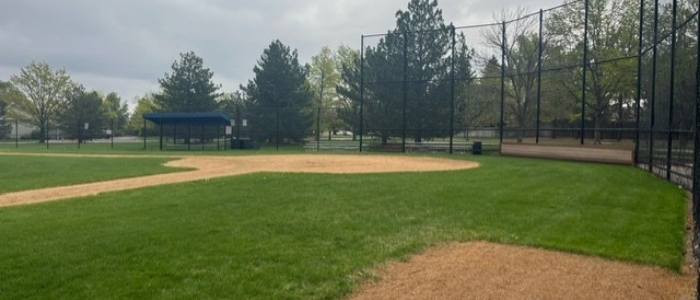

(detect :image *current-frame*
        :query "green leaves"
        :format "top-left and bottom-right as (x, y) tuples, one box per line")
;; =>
(155, 51), (220, 113)
(9, 62), (74, 142)
(241, 40), (314, 143)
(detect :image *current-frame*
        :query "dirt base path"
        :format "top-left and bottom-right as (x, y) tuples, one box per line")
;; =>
(1, 152), (694, 299)
(0, 153), (477, 207)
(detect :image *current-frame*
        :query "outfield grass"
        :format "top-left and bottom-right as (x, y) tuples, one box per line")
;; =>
(0, 155), (187, 194)
(0, 140), (306, 155)
(0, 155), (686, 299)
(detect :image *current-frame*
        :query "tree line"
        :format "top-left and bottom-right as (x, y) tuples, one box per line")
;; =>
(1, 0), (696, 145)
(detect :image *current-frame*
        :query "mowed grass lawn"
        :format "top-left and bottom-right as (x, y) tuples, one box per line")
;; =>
(0, 155), (687, 300)
(0, 155), (186, 194)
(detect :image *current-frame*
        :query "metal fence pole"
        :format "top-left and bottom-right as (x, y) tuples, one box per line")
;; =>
(650, 0), (660, 172)
(693, 1), (700, 296)
(276, 108), (280, 151)
(666, 0), (678, 180)
(359, 35), (365, 153)
(316, 107), (321, 151)
(635, 0), (645, 164)
(581, 0), (589, 145)
(111, 119), (114, 150)
(536, 9), (543, 144)
(402, 31), (408, 153)
(142, 118), (146, 150)
(500, 21), (506, 144)
(449, 26), (456, 154)
(15, 119), (18, 148)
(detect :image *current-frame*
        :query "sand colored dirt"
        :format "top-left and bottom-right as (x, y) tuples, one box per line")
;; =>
(0, 153), (478, 207)
(349, 242), (696, 300)
(1, 152), (695, 299)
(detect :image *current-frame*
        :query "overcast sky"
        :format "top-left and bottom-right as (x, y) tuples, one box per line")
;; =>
(0, 0), (564, 109)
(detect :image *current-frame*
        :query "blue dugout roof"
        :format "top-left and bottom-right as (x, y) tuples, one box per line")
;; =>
(143, 112), (232, 125)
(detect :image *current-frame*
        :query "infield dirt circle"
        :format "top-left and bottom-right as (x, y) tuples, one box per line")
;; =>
(0, 153), (695, 299)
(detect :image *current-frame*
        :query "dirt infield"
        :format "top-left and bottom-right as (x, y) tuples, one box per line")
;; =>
(1, 153), (695, 299)
(0, 153), (478, 207)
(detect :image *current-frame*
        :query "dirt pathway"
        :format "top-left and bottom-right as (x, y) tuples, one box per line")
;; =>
(0, 153), (477, 207)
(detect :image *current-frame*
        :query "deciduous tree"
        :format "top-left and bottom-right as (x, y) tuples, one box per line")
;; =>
(9, 62), (73, 142)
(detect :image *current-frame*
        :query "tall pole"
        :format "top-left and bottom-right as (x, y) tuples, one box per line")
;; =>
(359, 35), (365, 153)
(666, 0), (678, 180)
(402, 31), (408, 153)
(15, 119), (18, 148)
(635, 0), (645, 164)
(500, 21), (506, 144)
(536, 9), (544, 144)
(449, 26), (456, 154)
(581, 0), (589, 145)
(110, 119), (114, 150)
(236, 106), (241, 144)
(693, 0), (700, 296)
(316, 107), (321, 151)
(276, 108), (280, 151)
(142, 118), (146, 150)
(650, 0), (660, 172)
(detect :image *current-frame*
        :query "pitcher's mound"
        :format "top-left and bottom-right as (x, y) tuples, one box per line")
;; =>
(349, 242), (695, 300)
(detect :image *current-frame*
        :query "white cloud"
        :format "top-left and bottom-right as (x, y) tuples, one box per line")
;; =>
(0, 0), (568, 103)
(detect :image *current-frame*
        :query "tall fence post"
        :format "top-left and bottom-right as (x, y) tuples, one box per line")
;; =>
(111, 118), (114, 150)
(316, 107), (321, 152)
(650, 0), (660, 172)
(500, 21), (506, 144)
(359, 35), (365, 153)
(635, 0), (645, 164)
(581, 0), (589, 145)
(693, 0), (700, 296)
(536, 9), (544, 144)
(15, 119), (18, 148)
(142, 118), (146, 150)
(45, 123), (48, 149)
(276, 108), (280, 151)
(666, 0), (678, 180)
(449, 26), (456, 154)
(402, 31), (408, 153)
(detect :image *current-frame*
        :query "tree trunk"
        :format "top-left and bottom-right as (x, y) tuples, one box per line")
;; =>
(414, 129), (422, 143)
(39, 120), (46, 143)
(594, 113), (602, 145)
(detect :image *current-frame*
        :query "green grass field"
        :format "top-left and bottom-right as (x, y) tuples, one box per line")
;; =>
(0, 155), (187, 194)
(0, 154), (687, 299)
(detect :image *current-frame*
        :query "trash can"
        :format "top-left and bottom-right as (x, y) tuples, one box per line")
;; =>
(472, 141), (482, 155)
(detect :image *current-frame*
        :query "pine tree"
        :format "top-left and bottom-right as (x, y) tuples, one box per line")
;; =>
(241, 40), (314, 143)
(155, 51), (220, 113)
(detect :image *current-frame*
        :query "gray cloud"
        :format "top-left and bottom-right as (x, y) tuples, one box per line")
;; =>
(0, 0), (565, 105)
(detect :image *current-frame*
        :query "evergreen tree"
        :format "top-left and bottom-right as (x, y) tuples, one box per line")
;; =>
(362, 0), (473, 143)
(57, 86), (106, 142)
(155, 51), (220, 113)
(241, 40), (314, 143)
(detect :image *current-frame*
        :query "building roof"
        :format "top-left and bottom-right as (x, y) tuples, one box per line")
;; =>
(143, 112), (232, 125)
